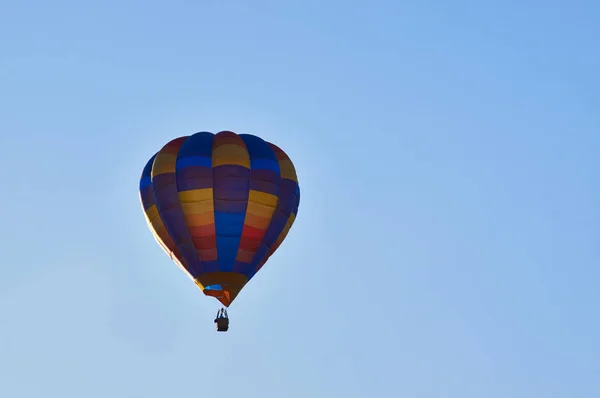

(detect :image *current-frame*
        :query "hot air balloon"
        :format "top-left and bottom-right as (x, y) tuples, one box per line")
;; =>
(139, 131), (300, 331)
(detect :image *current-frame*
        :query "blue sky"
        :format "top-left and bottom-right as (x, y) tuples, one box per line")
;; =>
(1, 0), (599, 397)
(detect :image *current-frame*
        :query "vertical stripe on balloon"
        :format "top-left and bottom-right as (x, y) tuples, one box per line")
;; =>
(151, 137), (202, 277)
(248, 143), (299, 278)
(139, 153), (189, 276)
(211, 131), (250, 272)
(234, 134), (281, 275)
(176, 132), (219, 273)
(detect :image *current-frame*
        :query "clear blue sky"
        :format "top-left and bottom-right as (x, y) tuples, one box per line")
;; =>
(1, 1), (599, 397)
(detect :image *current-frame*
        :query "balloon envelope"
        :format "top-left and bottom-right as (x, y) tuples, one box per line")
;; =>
(139, 131), (300, 307)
